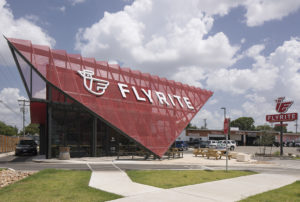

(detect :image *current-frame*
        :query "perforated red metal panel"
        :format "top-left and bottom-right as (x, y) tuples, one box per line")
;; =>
(8, 38), (213, 157)
(30, 102), (46, 124)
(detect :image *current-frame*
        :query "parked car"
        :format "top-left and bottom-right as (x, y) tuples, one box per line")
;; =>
(15, 139), (38, 156)
(188, 139), (201, 147)
(174, 141), (188, 151)
(215, 143), (227, 150)
(207, 140), (219, 148)
(218, 140), (237, 150)
(195, 141), (210, 148)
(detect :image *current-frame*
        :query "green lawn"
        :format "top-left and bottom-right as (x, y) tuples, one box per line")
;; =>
(126, 170), (255, 189)
(0, 169), (122, 202)
(240, 181), (300, 202)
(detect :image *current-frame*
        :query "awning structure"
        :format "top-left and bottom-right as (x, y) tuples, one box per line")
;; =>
(7, 38), (213, 157)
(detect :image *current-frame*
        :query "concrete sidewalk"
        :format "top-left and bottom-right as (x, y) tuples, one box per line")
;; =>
(88, 170), (299, 202)
(89, 171), (162, 197)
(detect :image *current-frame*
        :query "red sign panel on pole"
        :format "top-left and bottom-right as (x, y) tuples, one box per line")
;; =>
(266, 113), (298, 122)
(274, 123), (288, 127)
(224, 118), (230, 134)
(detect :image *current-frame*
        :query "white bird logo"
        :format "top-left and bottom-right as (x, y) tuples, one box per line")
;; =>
(77, 69), (109, 96)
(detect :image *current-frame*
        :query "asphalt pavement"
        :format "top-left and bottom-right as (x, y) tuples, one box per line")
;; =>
(0, 151), (300, 177)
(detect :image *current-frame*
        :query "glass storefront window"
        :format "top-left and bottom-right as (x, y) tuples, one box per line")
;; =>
(15, 51), (31, 95)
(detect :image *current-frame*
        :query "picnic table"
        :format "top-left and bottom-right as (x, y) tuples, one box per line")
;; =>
(193, 148), (206, 157)
(166, 148), (183, 159)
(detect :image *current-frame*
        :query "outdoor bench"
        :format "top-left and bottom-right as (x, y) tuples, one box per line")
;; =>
(206, 149), (220, 160)
(166, 148), (183, 159)
(193, 148), (206, 157)
(219, 150), (232, 160)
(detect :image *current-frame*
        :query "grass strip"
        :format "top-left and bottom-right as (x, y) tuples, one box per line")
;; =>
(0, 169), (122, 202)
(126, 170), (255, 189)
(240, 181), (300, 202)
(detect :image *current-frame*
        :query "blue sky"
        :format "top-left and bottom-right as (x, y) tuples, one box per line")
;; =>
(0, 0), (300, 132)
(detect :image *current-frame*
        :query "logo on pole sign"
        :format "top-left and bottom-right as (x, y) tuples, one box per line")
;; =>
(266, 97), (297, 122)
(275, 97), (293, 113)
(77, 69), (109, 96)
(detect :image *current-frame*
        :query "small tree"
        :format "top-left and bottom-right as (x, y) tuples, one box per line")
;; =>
(19, 123), (40, 136)
(259, 131), (275, 155)
(185, 123), (198, 129)
(0, 121), (18, 136)
(230, 117), (255, 131)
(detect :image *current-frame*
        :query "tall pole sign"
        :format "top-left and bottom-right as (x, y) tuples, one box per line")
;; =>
(266, 97), (298, 156)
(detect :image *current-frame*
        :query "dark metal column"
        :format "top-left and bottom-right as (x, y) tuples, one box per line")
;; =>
(47, 87), (52, 159)
(92, 117), (97, 157)
(39, 124), (46, 155)
(280, 121), (283, 156)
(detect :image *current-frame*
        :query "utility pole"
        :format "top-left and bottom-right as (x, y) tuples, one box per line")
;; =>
(203, 119), (207, 129)
(295, 119), (298, 134)
(18, 99), (30, 136)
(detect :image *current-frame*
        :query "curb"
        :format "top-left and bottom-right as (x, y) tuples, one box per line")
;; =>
(0, 152), (14, 158)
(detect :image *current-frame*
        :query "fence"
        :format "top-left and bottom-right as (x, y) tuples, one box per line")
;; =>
(0, 135), (22, 153)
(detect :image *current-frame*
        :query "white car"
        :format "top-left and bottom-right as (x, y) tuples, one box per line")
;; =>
(218, 140), (237, 150)
(207, 140), (219, 148)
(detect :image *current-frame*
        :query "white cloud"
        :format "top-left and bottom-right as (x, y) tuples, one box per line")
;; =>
(69, 0), (86, 6)
(75, 0), (239, 76)
(243, 0), (300, 27)
(206, 43), (279, 94)
(0, 0), (55, 65)
(246, 44), (265, 58)
(0, 88), (28, 129)
(191, 109), (223, 130)
(59, 6), (66, 13)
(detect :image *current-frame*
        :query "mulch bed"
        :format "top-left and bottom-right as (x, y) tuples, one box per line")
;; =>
(0, 169), (36, 188)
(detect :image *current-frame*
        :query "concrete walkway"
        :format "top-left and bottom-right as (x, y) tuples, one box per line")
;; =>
(88, 169), (299, 202)
(89, 170), (162, 197)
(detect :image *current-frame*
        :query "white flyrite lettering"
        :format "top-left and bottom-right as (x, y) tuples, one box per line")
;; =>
(132, 86), (146, 101)
(141, 89), (153, 103)
(183, 97), (194, 109)
(155, 91), (170, 106)
(173, 95), (184, 108)
(168, 94), (175, 106)
(118, 83), (130, 98)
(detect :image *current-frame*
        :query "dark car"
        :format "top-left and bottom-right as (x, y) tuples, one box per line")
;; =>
(15, 140), (38, 156)
(189, 139), (201, 147)
(198, 141), (210, 148)
(174, 141), (188, 151)
(192, 140), (209, 148)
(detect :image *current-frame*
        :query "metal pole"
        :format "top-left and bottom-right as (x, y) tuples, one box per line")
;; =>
(221, 107), (228, 172)
(280, 121), (283, 156)
(22, 102), (25, 137)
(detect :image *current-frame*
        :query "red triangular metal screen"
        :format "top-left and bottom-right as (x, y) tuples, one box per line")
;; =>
(8, 38), (213, 157)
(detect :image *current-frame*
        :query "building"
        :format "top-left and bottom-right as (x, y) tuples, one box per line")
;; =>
(6, 37), (213, 158)
(186, 128), (300, 146)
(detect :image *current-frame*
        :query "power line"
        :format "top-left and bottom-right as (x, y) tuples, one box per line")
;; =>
(0, 99), (19, 116)
(0, 99), (30, 126)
